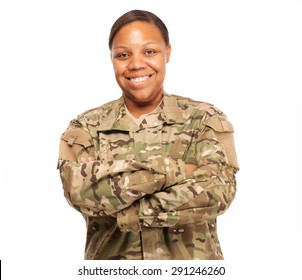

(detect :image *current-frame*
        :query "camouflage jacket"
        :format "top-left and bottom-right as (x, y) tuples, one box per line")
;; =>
(58, 93), (239, 260)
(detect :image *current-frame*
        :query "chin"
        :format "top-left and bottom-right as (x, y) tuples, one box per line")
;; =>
(125, 90), (152, 101)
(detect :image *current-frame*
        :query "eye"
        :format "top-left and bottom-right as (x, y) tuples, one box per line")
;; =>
(115, 52), (130, 60)
(144, 49), (156, 56)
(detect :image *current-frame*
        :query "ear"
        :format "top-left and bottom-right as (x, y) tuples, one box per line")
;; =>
(166, 44), (172, 63)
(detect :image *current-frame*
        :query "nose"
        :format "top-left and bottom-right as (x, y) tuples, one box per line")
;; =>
(128, 54), (146, 71)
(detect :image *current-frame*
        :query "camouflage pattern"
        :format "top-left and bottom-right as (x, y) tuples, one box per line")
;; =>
(58, 93), (239, 260)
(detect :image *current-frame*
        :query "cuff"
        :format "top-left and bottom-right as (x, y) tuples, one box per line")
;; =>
(117, 202), (141, 232)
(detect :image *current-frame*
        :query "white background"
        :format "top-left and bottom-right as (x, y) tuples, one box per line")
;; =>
(1, 0), (301, 270)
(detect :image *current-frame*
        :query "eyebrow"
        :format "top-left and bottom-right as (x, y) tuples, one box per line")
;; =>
(113, 42), (159, 50)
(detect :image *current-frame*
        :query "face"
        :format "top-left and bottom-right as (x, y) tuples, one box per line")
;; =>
(111, 21), (171, 116)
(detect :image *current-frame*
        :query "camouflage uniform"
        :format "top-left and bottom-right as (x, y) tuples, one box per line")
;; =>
(58, 93), (239, 260)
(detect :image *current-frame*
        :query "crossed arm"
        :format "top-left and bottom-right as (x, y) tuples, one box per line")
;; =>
(58, 116), (238, 231)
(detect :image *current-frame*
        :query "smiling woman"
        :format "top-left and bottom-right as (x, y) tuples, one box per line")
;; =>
(110, 17), (171, 117)
(57, 9), (239, 260)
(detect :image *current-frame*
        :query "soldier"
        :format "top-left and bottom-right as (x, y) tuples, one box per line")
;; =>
(58, 9), (239, 260)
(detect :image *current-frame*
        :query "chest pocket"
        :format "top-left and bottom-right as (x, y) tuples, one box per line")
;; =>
(161, 124), (198, 164)
(98, 130), (134, 161)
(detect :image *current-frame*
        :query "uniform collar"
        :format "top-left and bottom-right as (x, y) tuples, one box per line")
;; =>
(97, 93), (186, 132)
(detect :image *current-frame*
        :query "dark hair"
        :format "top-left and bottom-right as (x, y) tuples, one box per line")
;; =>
(108, 9), (170, 49)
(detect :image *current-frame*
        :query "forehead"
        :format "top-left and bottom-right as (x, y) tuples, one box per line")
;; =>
(112, 21), (164, 46)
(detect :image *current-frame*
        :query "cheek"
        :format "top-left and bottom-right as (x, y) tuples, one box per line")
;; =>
(112, 62), (125, 76)
(148, 58), (166, 73)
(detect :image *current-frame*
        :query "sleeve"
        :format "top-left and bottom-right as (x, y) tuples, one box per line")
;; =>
(58, 119), (187, 217)
(117, 115), (239, 231)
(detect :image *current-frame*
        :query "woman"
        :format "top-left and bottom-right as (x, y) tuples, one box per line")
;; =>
(58, 9), (239, 260)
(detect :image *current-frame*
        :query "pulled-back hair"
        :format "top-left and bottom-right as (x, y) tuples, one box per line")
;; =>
(108, 10), (170, 49)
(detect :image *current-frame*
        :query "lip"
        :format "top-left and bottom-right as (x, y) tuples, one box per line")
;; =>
(125, 74), (153, 85)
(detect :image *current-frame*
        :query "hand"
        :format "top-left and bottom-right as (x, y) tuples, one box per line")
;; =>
(185, 163), (198, 177)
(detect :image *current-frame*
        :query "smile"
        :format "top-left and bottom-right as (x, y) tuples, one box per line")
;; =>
(128, 75), (151, 83)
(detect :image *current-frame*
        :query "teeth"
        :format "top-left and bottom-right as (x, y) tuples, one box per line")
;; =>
(130, 75), (149, 83)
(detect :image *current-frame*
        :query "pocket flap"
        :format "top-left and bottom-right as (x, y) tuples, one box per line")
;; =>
(60, 128), (93, 148)
(204, 117), (234, 133)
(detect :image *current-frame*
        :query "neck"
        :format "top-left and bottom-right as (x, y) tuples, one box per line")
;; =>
(124, 94), (164, 118)
(125, 103), (158, 118)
